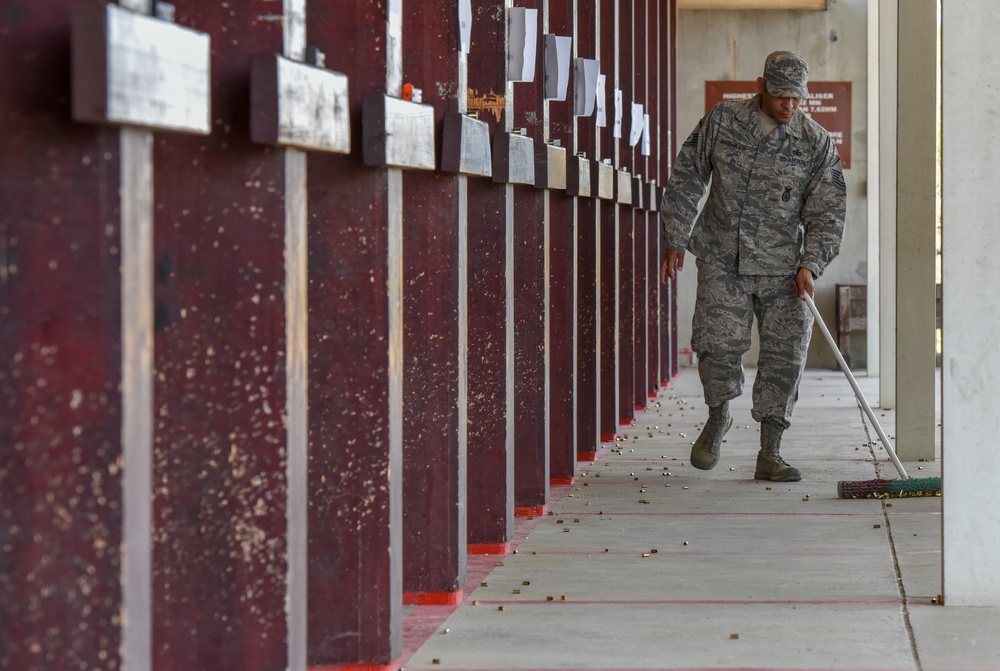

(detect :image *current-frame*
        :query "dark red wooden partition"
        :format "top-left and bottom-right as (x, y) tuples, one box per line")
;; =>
(576, 0), (601, 461)
(632, 0), (650, 413)
(0, 2), (678, 669)
(512, 0), (550, 516)
(466, 0), (515, 555)
(150, 3), (289, 668)
(1, 4), (124, 669)
(306, 2), (399, 666)
(617, 0), (636, 427)
(598, 0), (620, 442)
(548, 0), (579, 485)
(401, 0), (466, 605)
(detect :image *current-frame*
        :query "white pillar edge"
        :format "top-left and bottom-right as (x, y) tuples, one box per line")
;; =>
(878, 0), (897, 408)
(865, 0), (880, 379)
(593, 0), (603, 448)
(456, 47), (470, 583)
(120, 126), (154, 671)
(283, 2), (308, 668)
(571, 0), (581, 464)
(597, 0), (616, 426)
(386, 166), (405, 643)
(386, 0), (405, 653)
(504, 0), (517, 534)
(284, 149), (308, 671)
(541, 1), (552, 497)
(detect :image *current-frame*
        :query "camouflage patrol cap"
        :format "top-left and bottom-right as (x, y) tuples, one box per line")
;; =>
(763, 51), (809, 99)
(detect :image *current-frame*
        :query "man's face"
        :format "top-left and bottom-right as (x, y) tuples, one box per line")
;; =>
(756, 77), (802, 124)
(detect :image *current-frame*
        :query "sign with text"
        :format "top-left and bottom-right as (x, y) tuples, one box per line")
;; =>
(705, 81), (851, 168)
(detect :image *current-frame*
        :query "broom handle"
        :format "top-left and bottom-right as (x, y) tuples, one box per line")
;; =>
(804, 293), (909, 479)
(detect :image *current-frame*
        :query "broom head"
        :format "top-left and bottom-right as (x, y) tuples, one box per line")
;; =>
(837, 477), (942, 499)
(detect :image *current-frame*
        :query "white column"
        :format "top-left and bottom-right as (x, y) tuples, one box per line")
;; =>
(282, 1), (308, 669)
(456, 2), (470, 591)
(504, 0), (517, 528)
(941, 0), (1000, 607)
(386, 0), (405, 650)
(865, 0), (879, 378)
(877, 0), (897, 406)
(893, 0), (936, 459)
(120, 126), (153, 671)
(118, 4), (155, 670)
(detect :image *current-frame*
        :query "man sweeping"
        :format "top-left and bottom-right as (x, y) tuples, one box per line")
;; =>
(659, 51), (847, 482)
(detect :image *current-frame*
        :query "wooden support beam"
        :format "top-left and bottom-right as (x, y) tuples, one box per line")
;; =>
(401, 0), (466, 604)
(466, 0), (515, 549)
(548, 0), (579, 482)
(598, 0), (620, 442)
(149, 2), (289, 669)
(646, 0), (662, 397)
(512, 0), (550, 513)
(617, 0), (637, 426)
(1, 6), (126, 668)
(305, 0), (402, 665)
(576, 0), (601, 462)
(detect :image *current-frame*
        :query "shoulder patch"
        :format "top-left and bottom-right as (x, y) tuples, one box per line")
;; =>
(832, 167), (846, 189)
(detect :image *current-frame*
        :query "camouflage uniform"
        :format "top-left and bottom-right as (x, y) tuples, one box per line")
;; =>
(661, 94), (846, 427)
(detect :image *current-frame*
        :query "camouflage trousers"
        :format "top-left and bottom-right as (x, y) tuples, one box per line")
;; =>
(692, 259), (814, 428)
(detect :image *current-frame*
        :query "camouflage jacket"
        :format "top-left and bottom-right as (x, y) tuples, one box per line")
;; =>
(660, 95), (846, 277)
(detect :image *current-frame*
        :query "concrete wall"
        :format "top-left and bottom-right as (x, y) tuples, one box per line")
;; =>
(673, 1), (869, 370)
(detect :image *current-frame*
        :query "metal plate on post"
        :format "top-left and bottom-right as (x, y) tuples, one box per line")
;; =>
(631, 175), (643, 209)
(362, 92), (436, 170)
(567, 155), (592, 197)
(250, 54), (350, 153)
(535, 143), (567, 190)
(593, 161), (614, 200)
(441, 112), (492, 177)
(616, 170), (632, 205)
(492, 132), (535, 185)
(648, 180), (658, 212)
(72, 3), (211, 134)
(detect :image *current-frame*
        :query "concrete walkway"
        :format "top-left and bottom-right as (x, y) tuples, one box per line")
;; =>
(398, 367), (1000, 671)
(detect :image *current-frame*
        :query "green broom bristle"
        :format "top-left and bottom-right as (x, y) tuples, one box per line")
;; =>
(837, 477), (942, 499)
(888, 477), (942, 497)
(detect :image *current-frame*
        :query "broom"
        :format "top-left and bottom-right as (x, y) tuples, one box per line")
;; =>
(803, 293), (941, 498)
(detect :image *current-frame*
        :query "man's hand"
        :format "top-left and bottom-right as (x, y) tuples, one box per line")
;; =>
(660, 248), (685, 284)
(795, 267), (815, 300)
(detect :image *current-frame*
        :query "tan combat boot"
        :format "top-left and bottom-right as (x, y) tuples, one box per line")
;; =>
(690, 401), (732, 470)
(755, 419), (802, 482)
